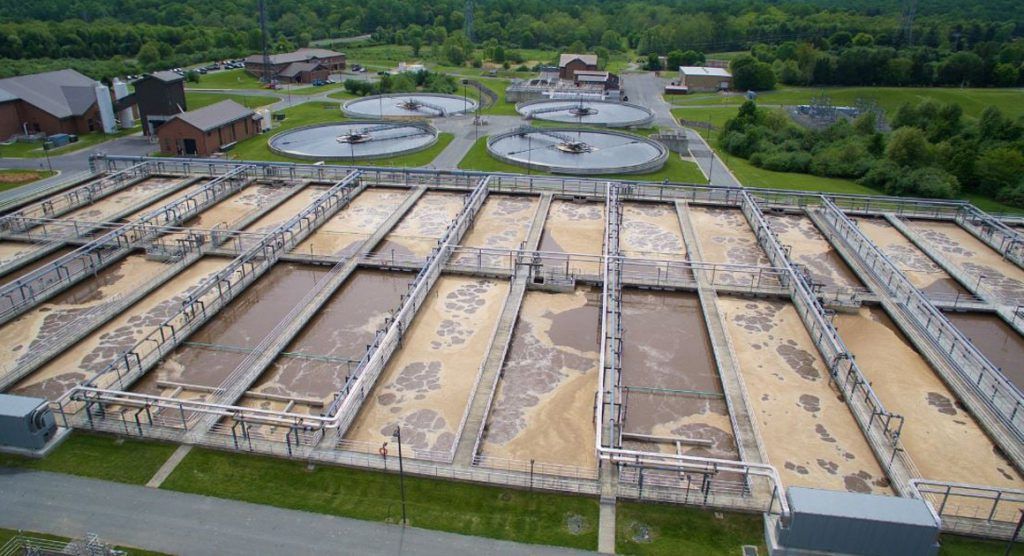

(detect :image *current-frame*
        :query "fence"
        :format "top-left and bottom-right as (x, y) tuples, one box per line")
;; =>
(740, 191), (919, 496)
(67, 171), (363, 401)
(0, 166), (254, 324)
(817, 198), (1024, 444)
(912, 479), (1024, 539)
(0, 161), (149, 230)
(326, 176), (491, 437)
(957, 205), (1024, 268)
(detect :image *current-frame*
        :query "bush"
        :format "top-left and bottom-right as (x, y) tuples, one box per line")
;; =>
(859, 160), (902, 190)
(343, 79), (375, 96)
(879, 166), (960, 198)
(809, 140), (872, 178)
(757, 150), (812, 173)
(996, 181), (1024, 206)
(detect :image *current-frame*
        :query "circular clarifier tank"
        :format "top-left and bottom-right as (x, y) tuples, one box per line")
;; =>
(267, 121), (438, 160)
(517, 99), (654, 128)
(343, 93), (477, 119)
(487, 127), (668, 175)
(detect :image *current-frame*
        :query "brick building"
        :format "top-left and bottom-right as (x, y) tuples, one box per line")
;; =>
(244, 48), (345, 83)
(558, 54), (599, 80)
(573, 70), (620, 91)
(156, 100), (258, 157)
(132, 71), (187, 136)
(0, 69), (108, 138)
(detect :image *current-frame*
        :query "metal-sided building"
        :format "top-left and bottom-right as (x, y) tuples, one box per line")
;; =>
(132, 71), (188, 136)
(767, 487), (940, 555)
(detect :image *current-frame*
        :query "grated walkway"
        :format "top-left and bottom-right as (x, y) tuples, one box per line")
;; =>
(452, 193), (553, 465)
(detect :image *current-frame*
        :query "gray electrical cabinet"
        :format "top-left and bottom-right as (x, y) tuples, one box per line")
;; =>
(0, 393), (57, 450)
(769, 487), (940, 556)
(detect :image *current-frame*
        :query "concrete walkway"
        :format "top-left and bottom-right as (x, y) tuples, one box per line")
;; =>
(0, 468), (594, 556)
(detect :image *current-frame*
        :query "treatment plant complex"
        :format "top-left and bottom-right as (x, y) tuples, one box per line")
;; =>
(0, 155), (1023, 553)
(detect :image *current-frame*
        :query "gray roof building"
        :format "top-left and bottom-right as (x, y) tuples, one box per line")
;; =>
(244, 48), (344, 66)
(0, 69), (98, 118)
(278, 61), (325, 79)
(170, 100), (254, 132)
(148, 70), (185, 84)
(559, 54), (598, 68)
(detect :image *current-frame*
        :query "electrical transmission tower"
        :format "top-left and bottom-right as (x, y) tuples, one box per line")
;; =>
(258, 0), (272, 84)
(900, 0), (918, 47)
(464, 0), (474, 42)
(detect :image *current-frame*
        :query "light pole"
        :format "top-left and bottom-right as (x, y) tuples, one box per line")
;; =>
(42, 141), (53, 173)
(392, 426), (407, 525)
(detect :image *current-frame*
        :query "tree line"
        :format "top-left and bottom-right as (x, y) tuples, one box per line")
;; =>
(2, 0), (1023, 80)
(720, 101), (1024, 206)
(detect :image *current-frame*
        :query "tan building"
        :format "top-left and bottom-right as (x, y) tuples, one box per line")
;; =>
(558, 54), (598, 80)
(156, 100), (258, 157)
(678, 66), (732, 92)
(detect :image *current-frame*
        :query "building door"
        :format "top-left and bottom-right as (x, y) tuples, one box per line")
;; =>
(183, 138), (198, 155)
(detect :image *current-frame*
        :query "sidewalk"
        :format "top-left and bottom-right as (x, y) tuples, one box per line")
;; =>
(0, 468), (593, 556)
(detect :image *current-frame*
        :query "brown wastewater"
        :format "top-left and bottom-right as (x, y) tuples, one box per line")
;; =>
(619, 290), (737, 461)
(481, 287), (601, 469)
(718, 296), (890, 494)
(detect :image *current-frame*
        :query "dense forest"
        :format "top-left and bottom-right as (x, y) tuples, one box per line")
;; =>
(1, 0), (1023, 81)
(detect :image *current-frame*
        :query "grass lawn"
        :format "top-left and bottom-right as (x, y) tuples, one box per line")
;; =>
(188, 68), (262, 90)
(458, 136), (704, 183)
(0, 126), (139, 159)
(667, 85), (1024, 120)
(0, 433), (175, 485)
(476, 77), (519, 116)
(615, 502), (766, 556)
(939, 534), (1019, 555)
(0, 528), (168, 556)
(671, 106), (743, 131)
(285, 83), (348, 96)
(162, 448), (599, 550)
(0, 169), (56, 190)
(228, 102), (453, 167)
(185, 92), (277, 110)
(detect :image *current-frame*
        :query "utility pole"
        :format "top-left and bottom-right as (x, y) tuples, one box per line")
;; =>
(392, 426), (407, 525)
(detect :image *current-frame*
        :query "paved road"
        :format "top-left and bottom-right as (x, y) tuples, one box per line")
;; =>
(0, 468), (593, 556)
(621, 72), (741, 188)
(0, 133), (158, 203)
(430, 114), (522, 170)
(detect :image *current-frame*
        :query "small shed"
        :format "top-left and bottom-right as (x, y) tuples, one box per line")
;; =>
(769, 487), (940, 556)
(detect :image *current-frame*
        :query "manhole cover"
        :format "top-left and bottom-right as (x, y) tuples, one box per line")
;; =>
(565, 514), (587, 535)
(630, 522), (652, 543)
